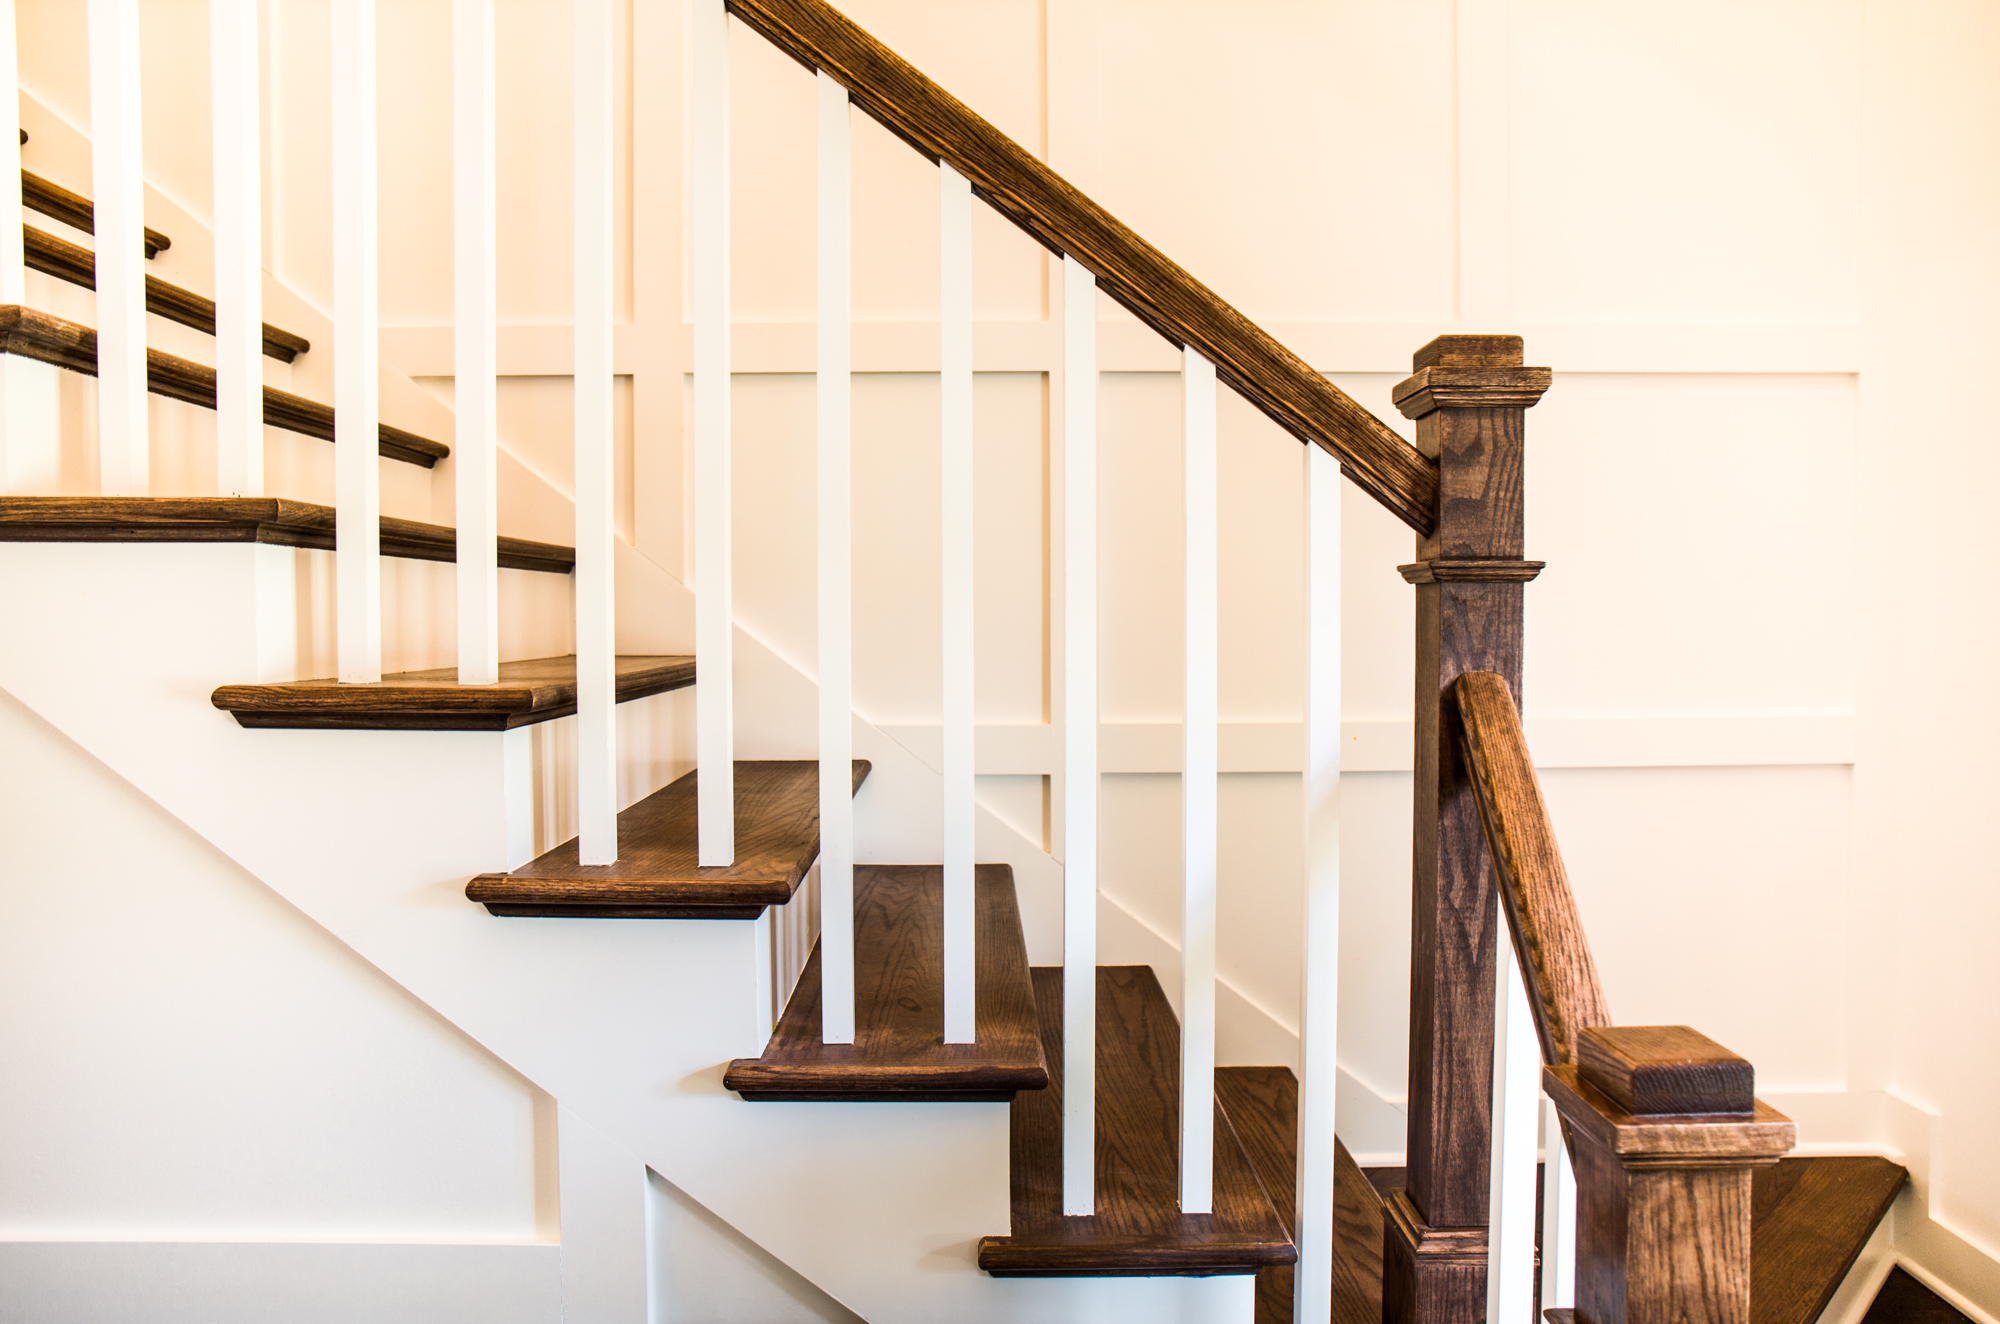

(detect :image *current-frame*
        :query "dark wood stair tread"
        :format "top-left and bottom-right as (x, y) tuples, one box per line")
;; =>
(1213, 1066), (1386, 1324)
(0, 497), (573, 574)
(467, 760), (870, 919)
(0, 305), (445, 467)
(25, 224), (311, 361)
(23, 168), (171, 256)
(1860, 1267), (1975, 1324)
(1752, 1155), (1908, 1324)
(976, 966), (1297, 1277)
(212, 654), (694, 731)
(725, 863), (1049, 1101)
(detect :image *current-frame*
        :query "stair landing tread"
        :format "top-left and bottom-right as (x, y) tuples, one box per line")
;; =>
(214, 654), (694, 731)
(725, 864), (1050, 1100)
(467, 759), (869, 919)
(1752, 1155), (1907, 1324)
(977, 966), (1296, 1276)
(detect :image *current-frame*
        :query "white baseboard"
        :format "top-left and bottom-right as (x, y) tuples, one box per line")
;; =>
(0, 1241), (560, 1324)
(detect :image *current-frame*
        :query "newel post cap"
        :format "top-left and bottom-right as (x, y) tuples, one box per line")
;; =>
(1393, 334), (1551, 420)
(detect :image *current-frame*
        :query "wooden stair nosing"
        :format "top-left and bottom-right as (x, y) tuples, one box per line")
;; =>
(467, 759), (873, 919)
(1213, 1066), (1389, 1324)
(1751, 1155), (1908, 1324)
(212, 654), (696, 731)
(25, 225), (311, 361)
(976, 966), (1297, 1277)
(0, 497), (575, 575)
(724, 863), (1050, 1101)
(23, 168), (171, 257)
(0, 305), (444, 467)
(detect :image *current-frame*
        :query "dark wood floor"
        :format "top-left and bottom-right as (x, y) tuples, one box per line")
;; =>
(724, 864), (1048, 1100)
(1753, 1156), (1907, 1324)
(1862, 1267), (1974, 1324)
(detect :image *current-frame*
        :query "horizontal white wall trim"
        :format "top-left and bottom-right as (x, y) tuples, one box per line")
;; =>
(880, 714), (1856, 775)
(0, 1240), (560, 1324)
(378, 320), (1862, 378)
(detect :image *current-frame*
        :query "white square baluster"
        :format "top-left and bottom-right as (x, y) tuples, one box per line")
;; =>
(692, 0), (734, 866)
(1180, 347), (1217, 1214)
(574, 0), (616, 865)
(1488, 936), (1541, 1324)
(331, 0), (380, 683)
(88, 0), (148, 498)
(1295, 441), (1342, 1320)
(940, 162), (975, 1045)
(817, 69), (853, 1044)
(452, 0), (498, 684)
(0, 0), (29, 493)
(210, 0), (261, 499)
(1061, 254), (1098, 1217)
(1540, 1094), (1577, 1315)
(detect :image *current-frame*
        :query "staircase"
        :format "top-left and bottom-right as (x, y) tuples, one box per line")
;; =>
(0, 3), (1931, 1323)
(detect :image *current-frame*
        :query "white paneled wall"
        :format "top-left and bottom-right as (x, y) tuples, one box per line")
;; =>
(8, 0), (2000, 1316)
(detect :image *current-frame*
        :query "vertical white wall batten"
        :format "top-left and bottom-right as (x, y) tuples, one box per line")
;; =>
(573, 0), (616, 865)
(1060, 255), (1098, 1217)
(451, 0), (498, 685)
(1540, 1094), (1578, 1317)
(816, 70), (854, 1045)
(210, 0), (262, 498)
(691, 0), (735, 866)
(1487, 938), (1541, 1324)
(1294, 441), (1342, 1323)
(330, 0), (380, 683)
(1179, 347), (1218, 1214)
(939, 162), (975, 1045)
(87, 0), (148, 497)
(0, 0), (19, 309)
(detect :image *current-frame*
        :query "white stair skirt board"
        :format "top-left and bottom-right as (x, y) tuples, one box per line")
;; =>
(0, 539), (1273, 1324)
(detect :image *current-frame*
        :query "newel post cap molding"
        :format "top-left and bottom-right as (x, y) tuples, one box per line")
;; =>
(1393, 334), (1552, 420)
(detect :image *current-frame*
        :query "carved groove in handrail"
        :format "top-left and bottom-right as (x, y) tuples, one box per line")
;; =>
(1454, 670), (1611, 1067)
(723, 0), (1440, 535)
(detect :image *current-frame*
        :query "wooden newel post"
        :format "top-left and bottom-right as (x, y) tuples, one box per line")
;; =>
(1385, 334), (1551, 1324)
(1546, 1026), (1796, 1324)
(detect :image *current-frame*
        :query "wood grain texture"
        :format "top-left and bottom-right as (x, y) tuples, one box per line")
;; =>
(721, 0), (1437, 535)
(1751, 1157), (1907, 1324)
(0, 305), (443, 466)
(1453, 670), (1611, 1070)
(466, 761), (871, 919)
(1859, 1268), (1975, 1324)
(977, 967), (1296, 1276)
(23, 168), (171, 256)
(1214, 1066), (1388, 1324)
(212, 654), (694, 731)
(1545, 1066), (1795, 1163)
(0, 497), (575, 574)
(724, 864), (1049, 1100)
(1397, 559), (1544, 585)
(1546, 1054), (1796, 1324)
(1578, 1026), (1752, 1116)
(23, 226), (311, 361)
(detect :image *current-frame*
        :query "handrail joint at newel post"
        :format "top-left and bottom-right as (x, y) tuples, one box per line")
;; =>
(1386, 333), (1552, 1324)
